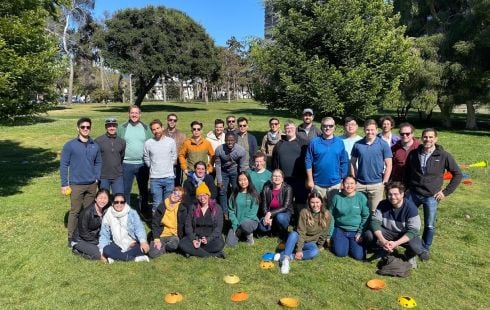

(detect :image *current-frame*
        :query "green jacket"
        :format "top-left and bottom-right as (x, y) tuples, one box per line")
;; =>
(228, 192), (259, 231)
(328, 192), (370, 236)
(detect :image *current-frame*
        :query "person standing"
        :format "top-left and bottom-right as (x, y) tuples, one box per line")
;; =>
(178, 121), (215, 177)
(144, 119), (177, 212)
(341, 117), (362, 159)
(206, 118), (226, 151)
(118, 105), (152, 215)
(261, 117), (281, 168)
(163, 113), (186, 186)
(95, 117), (126, 194)
(377, 116), (400, 147)
(248, 152), (272, 193)
(296, 108), (322, 142)
(405, 128), (462, 250)
(350, 119), (392, 212)
(236, 117), (258, 169)
(225, 115), (239, 135)
(272, 120), (308, 205)
(60, 117), (102, 246)
(390, 122), (420, 182)
(305, 117), (349, 203)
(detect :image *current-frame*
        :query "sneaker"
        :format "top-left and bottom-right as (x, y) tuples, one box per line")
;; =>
(107, 257), (114, 264)
(134, 255), (150, 263)
(273, 253), (281, 262)
(246, 233), (254, 246)
(408, 257), (417, 269)
(280, 257), (290, 274)
(419, 250), (430, 261)
(215, 251), (226, 259)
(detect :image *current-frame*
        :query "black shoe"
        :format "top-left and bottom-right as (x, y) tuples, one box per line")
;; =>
(215, 251), (226, 259)
(419, 250), (430, 261)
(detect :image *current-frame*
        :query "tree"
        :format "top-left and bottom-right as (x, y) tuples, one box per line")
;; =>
(99, 6), (217, 106)
(251, 0), (412, 120)
(0, 1), (62, 120)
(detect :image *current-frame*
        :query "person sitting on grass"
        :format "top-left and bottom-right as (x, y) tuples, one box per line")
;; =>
(182, 161), (217, 207)
(98, 193), (150, 263)
(328, 176), (370, 261)
(226, 172), (260, 246)
(72, 189), (110, 260)
(179, 183), (225, 258)
(149, 186), (188, 259)
(258, 169), (294, 240)
(278, 191), (331, 274)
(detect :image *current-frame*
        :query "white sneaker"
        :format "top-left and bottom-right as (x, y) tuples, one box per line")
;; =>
(107, 257), (114, 264)
(273, 253), (281, 262)
(134, 255), (150, 263)
(281, 257), (290, 274)
(408, 257), (417, 269)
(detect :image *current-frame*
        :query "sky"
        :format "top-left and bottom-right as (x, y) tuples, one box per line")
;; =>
(93, 0), (265, 46)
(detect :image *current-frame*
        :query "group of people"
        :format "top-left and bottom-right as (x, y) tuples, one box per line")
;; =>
(60, 106), (462, 272)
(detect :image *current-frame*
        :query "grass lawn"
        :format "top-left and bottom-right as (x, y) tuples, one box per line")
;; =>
(0, 100), (489, 309)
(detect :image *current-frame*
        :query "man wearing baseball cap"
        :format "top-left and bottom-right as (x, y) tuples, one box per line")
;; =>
(95, 117), (126, 194)
(297, 108), (322, 142)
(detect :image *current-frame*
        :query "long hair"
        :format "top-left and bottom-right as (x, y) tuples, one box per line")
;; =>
(304, 191), (330, 228)
(193, 196), (218, 218)
(230, 171), (259, 204)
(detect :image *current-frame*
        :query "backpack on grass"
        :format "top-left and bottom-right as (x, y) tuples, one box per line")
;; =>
(376, 254), (412, 277)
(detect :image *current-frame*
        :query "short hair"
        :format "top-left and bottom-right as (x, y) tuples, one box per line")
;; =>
(283, 119), (295, 128)
(254, 151), (266, 160)
(237, 116), (248, 124)
(344, 116), (357, 125)
(128, 105), (141, 113)
(226, 115), (236, 121)
(224, 131), (237, 140)
(194, 160), (207, 170)
(321, 116), (335, 124)
(386, 181), (405, 194)
(422, 128), (437, 137)
(190, 120), (203, 129)
(149, 119), (163, 128)
(364, 119), (377, 128)
(214, 119), (225, 126)
(379, 115), (395, 128)
(167, 113), (177, 121)
(269, 117), (279, 124)
(77, 117), (91, 127)
(399, 122), (415, 133)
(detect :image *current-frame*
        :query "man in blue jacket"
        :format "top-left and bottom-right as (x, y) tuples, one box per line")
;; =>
(60, 117), (101, 247)
(306, 117), (349, 203)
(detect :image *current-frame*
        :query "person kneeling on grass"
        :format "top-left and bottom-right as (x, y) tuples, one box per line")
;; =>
(72, 189), (110, 260)
(226, 172), (260, 246)
(328, 176), (370, 260)
(278, 191), (331, 274)
(149, 186), (188, 259)
(179, 183), (225, 258)
(98, 193), (150, 263)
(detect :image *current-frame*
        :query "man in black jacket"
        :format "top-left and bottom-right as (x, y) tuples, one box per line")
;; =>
(405, 128), (462, 250)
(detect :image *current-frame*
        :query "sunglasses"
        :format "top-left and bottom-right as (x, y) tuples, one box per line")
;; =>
(168, 118), (177, 122)
(113, 200), (125, 204)
(400, 132), (412, 136)
(79, 126), (91, 130)
(227, 120), (236, 123)
(192, 127), (201, 131)
(322, 124), (335, 129)
(270, 122), (279, 125)
(239, 124), (247, 128)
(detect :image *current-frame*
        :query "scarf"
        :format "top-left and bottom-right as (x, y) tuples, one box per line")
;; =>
(266, 130), (281, 145)
(106, 203), (134, 252)
(189, 171), (205, 187)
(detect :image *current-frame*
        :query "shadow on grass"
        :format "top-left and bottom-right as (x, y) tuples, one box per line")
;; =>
(92, 103), (206, 114)
(0, 140), (58, 196)
(0, 116), (55, 127)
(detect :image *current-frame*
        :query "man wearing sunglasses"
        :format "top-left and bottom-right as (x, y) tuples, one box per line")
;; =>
(236, 117), (257, 169)
(305, 117), (349, 203)
(163, 113), (186, 186)
(225, 115), (239, 135)
(178, 121), (215, 176)
(95, 117), (126, 195)
(390, 122), (420, 182)
(60, 117), (102, 247)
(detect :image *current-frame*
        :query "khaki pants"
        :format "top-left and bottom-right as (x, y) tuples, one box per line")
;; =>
(68, 182), (97, 239)
(356, 182), (384, 212)
(314, 183), (341, 206)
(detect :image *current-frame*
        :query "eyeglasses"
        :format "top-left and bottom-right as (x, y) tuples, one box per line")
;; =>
(192, 127), (201, 131)
(322, 124), (335, 129)
(272, 175), (283, 178)
(171, 191), (183, 198)
(270, 122), (279, 126)
(227, 120), (236, 123)
(400, 132), (412, 136)
(168, 118), (177, 122)
(79, 126), (91, 130)
(239, 124), (247, 128)
(113, 200), (125, 204)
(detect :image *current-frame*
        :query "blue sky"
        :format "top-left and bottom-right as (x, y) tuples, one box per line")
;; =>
(94, 0), (265, 46)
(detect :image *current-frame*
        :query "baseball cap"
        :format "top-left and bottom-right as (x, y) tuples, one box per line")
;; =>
(303, 108), (314, 115)
(105, 117), (118, 125)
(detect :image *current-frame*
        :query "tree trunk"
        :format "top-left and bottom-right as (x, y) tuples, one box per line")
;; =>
(134, 74), (159, 107)
(227, 80), (231, 103)
(179, 80), (183, 102)
(100, 56), (105, 91)
(465, 102), (478, 130)
(117, 74), (124, 102)
(438, 101), (453, 128)
(162, 76), (167, 103)
(62, 14), (73, 104)
(129, 74), (133, 104)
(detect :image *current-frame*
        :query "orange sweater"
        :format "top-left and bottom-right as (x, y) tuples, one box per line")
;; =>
(178, 137), (215, 173)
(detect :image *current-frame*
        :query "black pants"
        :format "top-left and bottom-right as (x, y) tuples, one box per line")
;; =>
(363, 228), (426, 258)
(72, 240), (100, 260)
(179, 236), (224, 257)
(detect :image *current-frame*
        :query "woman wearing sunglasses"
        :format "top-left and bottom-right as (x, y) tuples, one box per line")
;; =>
(98, 193), (150, 263)
(149, 187), (187, 258)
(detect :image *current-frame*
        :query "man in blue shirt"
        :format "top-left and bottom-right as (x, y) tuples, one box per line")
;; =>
(351, 119), (392, 212)
(60, 117), (102, 246)
(306, 117), (349, 203)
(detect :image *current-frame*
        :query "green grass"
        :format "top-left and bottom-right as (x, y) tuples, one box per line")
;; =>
(0, 100), (489, 309)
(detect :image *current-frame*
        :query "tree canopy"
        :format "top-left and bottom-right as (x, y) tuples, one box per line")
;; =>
(251, 0), (413, 120)
(99, 5), (218, 106)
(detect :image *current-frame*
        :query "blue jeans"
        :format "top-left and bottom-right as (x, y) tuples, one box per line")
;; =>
(281, 231), (319, 260)
(150, 177), (175, 211)
(407, 192), (437, 249)
(218, 170), (237, 215)
(258, 212), (291, 240)
(99, 176), (124, 195)
(122, 163), (149, 213)
(331, 227), (365, 260)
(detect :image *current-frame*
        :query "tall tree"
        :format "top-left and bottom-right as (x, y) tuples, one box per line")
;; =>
(99, 6), (216, 106)
(251, 0), (412, 120)
(0, 0), (62, 120)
